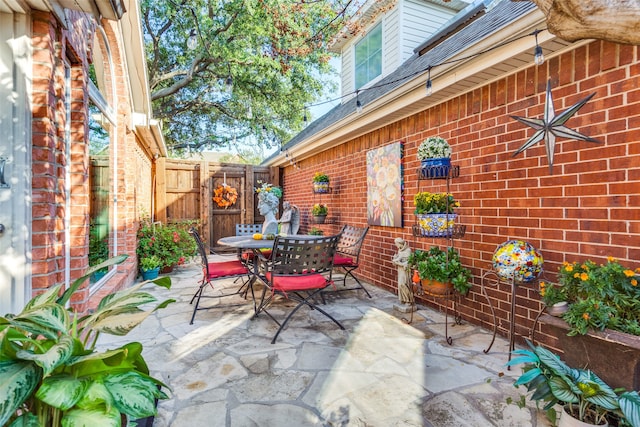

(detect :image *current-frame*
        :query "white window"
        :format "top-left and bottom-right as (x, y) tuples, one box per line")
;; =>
(354, 23), (382, 90)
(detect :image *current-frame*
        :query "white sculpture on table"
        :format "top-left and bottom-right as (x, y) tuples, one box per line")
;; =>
(256, 182), (281, 235)
(278, 201), (300, 235)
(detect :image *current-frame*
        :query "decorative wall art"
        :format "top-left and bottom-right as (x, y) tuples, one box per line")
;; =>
(510, 79), (601, 174)
(366, 142), (403, 227)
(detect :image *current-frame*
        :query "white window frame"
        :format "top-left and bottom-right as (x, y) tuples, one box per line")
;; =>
(354, 22), (383, 90)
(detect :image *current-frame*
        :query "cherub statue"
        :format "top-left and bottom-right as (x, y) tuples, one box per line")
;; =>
(392, 237), (413, 305)
(278, 201), (300, 235)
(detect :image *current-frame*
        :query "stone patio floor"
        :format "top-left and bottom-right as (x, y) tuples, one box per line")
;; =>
(98, 259), (552, 427)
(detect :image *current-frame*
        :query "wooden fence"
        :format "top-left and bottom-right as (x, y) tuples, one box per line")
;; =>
(154, 159), (279, 252)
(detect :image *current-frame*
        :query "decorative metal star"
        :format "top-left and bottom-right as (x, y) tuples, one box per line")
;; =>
(511, 79), (601, 174)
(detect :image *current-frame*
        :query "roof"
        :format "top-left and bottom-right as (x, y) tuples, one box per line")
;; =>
(265, 0), (538, 165)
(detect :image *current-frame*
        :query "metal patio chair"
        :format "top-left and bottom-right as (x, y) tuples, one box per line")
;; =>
(188, 227), (251, 324)
(327, 224), (371, 300)
(252, 234), (343, 343)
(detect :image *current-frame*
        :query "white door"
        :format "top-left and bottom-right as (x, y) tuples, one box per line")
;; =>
(0, 12), (31, 315)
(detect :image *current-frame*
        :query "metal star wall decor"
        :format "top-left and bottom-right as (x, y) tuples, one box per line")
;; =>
(510, 79), (601, 174)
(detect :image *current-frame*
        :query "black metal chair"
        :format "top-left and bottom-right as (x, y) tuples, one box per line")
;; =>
(188, 227), (251, 324)
(235, 223), (270, 267)
(329, 224), (371, 299)
(253, 234), (343, 343)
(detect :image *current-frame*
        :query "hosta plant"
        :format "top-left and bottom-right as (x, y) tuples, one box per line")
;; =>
(0, 255), (173, 426)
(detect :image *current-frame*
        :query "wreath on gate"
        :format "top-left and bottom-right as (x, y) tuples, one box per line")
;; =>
(213, 184), (238, 208)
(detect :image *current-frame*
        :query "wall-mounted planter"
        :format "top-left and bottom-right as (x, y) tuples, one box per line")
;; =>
(538, 314), (640, 391)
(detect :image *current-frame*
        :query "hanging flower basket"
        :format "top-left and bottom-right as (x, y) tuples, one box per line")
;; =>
(213, 184), (238, 208)
(415, 213), (457, 237)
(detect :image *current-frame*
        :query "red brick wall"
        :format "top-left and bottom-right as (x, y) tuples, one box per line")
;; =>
(281, 40), (640, 352)
(30, 13), (149, 312)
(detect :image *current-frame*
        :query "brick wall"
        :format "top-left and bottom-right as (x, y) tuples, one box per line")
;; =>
(30, 13), (151, 312)
(281, 40), (640, 352)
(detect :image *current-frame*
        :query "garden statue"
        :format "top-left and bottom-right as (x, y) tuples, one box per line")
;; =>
(257, 186), (280, 235)
(278, 201), (300, 235)
(392, 237), (414, 310)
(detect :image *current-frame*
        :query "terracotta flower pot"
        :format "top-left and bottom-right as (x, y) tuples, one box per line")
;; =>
(419, 278), (453, 296)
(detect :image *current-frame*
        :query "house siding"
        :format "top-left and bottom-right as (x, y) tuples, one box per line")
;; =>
(402, 0), (456, 60)
(281, 40), (640, 353)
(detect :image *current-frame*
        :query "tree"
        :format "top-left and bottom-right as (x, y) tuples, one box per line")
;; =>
(142, 0), (363, 155)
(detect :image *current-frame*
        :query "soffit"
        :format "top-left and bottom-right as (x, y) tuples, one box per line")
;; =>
(268, 8), (578, 166)
(2, 0), (124, 20)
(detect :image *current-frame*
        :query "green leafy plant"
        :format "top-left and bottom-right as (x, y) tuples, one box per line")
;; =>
(311, 203), (328, 216)
(507, 341), (640, 426)
(0, 255), (173, 426)
(308, 227), (324, 235)
(539, 257), (640, 336)
(413, 192), (459, 214)
(137, 218), (198, 269)
(408, 246), (472, 295)
(140, 255), (162, 271)
(312, 172), (329, 183)
(416, 136), (451, 160)
(88, 222), (109, 274)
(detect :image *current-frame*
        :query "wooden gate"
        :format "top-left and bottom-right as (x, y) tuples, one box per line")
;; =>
(154, 159), (278, 252)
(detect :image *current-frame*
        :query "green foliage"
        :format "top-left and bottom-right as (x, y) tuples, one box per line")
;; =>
(311, 203), (328, 216)
(137, 218), (198, 269)
(141, 0), (358, 153)
(140, 255), (162, 271)
(0, 256), (173, 426)
(507, 341), (640, 426)
(538, 258), (640, 336)
(308, 227), (324, 236)
(312, 172), (329, 183)
(413, 192), (459, 214)
(88, 223), (109, 273)
(408, 246), (472, 295)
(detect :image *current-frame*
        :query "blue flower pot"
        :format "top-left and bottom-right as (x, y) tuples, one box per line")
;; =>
(141, 267), (160, 281)
(421, 158), (451, 178)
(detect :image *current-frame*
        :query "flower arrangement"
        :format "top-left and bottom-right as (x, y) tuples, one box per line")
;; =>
(312, 172), (329, 183)
(213, 183), (238, 208)
(255, 181), (283, 198)
(408, 246), (472, 295)
(137, 218), (198, 270)
(311, 203), (328, 216)
(139, 255), (162, 272)
(539, 257), (640, 336)
(417, 136), (451, 161)
(413, 192), (459, 214)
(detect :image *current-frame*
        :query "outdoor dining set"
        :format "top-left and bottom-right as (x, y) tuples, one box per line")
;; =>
(187, 224), (369, 344)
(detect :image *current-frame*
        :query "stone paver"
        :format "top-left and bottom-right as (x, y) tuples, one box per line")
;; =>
(98, 261), (551, 427)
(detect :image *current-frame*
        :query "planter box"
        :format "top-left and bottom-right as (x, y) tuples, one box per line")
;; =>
(539, 314), (640, 391)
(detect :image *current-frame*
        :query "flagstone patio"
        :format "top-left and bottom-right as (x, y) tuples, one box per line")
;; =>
(98, 259), (552, 427)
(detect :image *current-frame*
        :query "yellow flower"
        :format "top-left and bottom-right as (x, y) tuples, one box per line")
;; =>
(580, 272), (589, 281)
(574, 273), (580, 278)
(583, 313), (590, 320)
(565, 265), (573, 272)
(607, 256), (617, 263)
(632, 279), (638, 287)
(540, 281), (546, 288)
(624, 269), (635, 277)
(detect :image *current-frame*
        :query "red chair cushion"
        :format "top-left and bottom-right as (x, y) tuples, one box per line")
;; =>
(266, 272), (328, 291)
(207, 260), (248, 279)
(333, 255), (355, 267)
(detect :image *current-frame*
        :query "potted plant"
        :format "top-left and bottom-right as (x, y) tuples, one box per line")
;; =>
(417, 136), (452, 178)
(0, 255), (173, 426)
(137, 218), (198, 272)
(413, 192), (459, 237)
(408, 246), (472, 295)
(308, 227), (324, 235)
(312, 172), (330, 193)
(140, 254), (162, 280)
(508, 341), (640, 427)
(311, 203), (328, 224)
(536, 257), (640, 391)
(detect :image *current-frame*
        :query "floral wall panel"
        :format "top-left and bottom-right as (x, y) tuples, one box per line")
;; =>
(366, 142), (403, 227)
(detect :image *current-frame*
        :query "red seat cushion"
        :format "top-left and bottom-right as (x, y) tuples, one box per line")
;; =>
(266, 272), (328, 291)
(333, 255), (355, 267)
(207, 260), (248, 279)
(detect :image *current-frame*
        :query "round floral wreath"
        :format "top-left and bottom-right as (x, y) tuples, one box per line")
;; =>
(213, 184), (238, 208)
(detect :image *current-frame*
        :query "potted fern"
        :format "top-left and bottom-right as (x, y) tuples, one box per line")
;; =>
(408, 246), (472, 296)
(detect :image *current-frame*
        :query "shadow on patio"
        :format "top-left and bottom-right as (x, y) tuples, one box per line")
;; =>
(98, 260), (551, 427)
